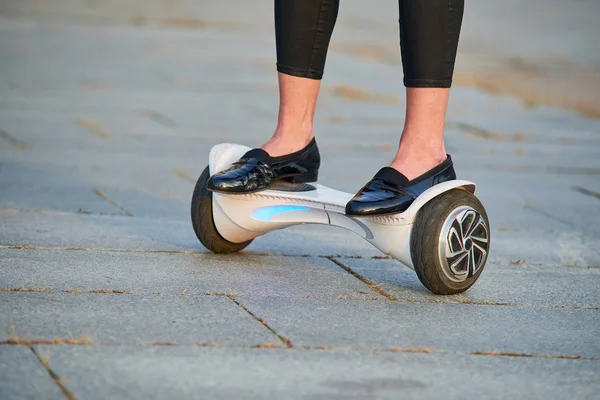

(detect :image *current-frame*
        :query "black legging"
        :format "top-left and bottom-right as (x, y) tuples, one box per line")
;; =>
(274, 0), (464, 88)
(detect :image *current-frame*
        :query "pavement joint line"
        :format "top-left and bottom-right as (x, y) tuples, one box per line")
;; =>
(75, 209), (123, 216)
(86, 289), (135, 294)
(524, 201), (574, 227)
(226, 294), (293, 348)
(484, 164), (600, 176)
(2, 287), (135, 295)
(0, 208), (123, 217)
(0, 128), (27, 149)
(326, 256), (398, 301)
(2, 246), (600, 270)
(571, 185), (600, 201)
(2, 287), (598, 309)
(2, 342), (598, 361)
(0, 245), (382, 259)
(140, 109), (179, 128)
(30, 345), (77, 400)
(4, 334), (95, 346)
(336, 295), (382, 301)
(173, 169), (196, 183)
(0, 245), (209, 254)
(75, 118), (111, 138)
(451, 122), (530, 143)
(92, 188), (134, 217)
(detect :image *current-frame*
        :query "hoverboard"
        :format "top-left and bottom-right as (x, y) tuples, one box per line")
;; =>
(191, 143), (491, 295)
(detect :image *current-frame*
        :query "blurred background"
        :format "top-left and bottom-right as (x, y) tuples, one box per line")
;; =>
(1, 0), (599, 256)
(2, 0), (599, 116)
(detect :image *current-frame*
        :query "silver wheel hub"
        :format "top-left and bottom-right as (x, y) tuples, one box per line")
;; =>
(439, 206), (489, 282)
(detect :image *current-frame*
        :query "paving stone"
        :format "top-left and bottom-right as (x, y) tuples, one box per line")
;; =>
(490, 229), (600, 267)
(0, 211), (382, 257)
(0, 162), (123, 215)
(38, 345), (600, 400)
(0, 292), (273, 345)
(0, 212), (196, 250)
(0, 249), (381, 299)
(338, 258), (600, 308)
(239, 297), (600, 357)
(0, 346), (63, 400)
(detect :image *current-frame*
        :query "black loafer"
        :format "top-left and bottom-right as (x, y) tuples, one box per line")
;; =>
(345, 155), (456, 217)
(206, 138), (320, 193)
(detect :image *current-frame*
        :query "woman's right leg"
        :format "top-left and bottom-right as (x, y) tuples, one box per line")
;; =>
(263, 0), (340, 157)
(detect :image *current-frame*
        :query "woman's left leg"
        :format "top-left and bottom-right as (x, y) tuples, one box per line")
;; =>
(346, 0), (465, 216)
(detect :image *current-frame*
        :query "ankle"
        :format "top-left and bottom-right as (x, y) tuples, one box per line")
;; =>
(262, 127), (314, 157)
(275, 120), (314, 139)
(389, 145), (447, 181)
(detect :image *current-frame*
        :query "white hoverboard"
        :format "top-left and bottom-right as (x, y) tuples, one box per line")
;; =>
(191, 143), (491, 295)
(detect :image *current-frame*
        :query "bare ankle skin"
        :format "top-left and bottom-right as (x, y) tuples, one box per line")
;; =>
(390, 87), (450, 180)
(261, 73), (320, 157)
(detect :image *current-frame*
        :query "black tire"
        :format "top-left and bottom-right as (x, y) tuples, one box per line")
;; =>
(190, 166), (253, 253)
(411, 189), (491, 295)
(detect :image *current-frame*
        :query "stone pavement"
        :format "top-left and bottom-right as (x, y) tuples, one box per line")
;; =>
(1, 1), (599, 399)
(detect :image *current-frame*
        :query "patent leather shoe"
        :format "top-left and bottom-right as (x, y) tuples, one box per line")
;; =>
(206, 138), (320, 194)
(345, 155), (456, 217)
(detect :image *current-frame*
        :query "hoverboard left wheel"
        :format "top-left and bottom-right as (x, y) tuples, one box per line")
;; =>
(190, 166), (253, 253)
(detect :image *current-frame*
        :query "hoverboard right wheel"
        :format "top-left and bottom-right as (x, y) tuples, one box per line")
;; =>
(411, 188), (490, 295)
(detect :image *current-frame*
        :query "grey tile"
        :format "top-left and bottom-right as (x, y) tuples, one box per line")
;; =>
(0, 249), (381, 299)
(0, 212), (198, 251)
(0, 211), (381, 257)
(0, 162), (123, 216)
(338, 257), (600, 308)
(489, 229), (600, 267)
(39, 345), (600, 400)
(0, 292), (273, 345)
(240, 297), (600, 357)
(0, 346), (63, 400)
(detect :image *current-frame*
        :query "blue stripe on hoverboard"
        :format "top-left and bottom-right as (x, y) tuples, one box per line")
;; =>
(251, 205), (312, 221)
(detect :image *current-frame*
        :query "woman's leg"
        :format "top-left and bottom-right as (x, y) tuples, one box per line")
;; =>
(392, 0), (464, 180)
(263, 0), (340, 157)
(206, 0), (338, 193)
(346, 0), (464, 216)
(261, 74), (321, 157)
